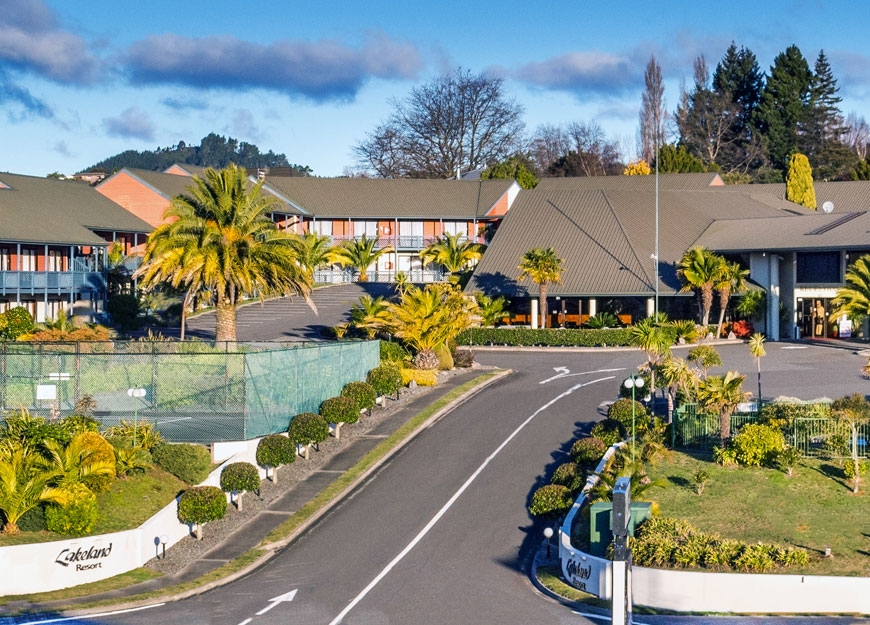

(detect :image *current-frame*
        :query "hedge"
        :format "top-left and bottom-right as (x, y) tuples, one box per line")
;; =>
(455, 327), (633, 347)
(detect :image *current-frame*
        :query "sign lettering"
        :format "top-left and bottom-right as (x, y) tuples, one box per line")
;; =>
(55, 543), (113, 571)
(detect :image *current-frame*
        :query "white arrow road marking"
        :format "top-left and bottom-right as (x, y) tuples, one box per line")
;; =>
(255, 589), (298, 615)
(328, 377), (614, 625)
(540, 367), (626, 384)
(17, 603), (165, 624)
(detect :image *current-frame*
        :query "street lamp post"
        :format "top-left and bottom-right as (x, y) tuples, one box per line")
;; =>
(127, 388), (146, 447)
(623, 376), (645, 465)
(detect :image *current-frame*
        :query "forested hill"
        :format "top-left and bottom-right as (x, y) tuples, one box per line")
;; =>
(85, 133), (312, 176)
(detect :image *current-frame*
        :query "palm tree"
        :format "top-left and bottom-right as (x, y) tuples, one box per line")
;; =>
(377, 283), (477, 369)
(627, 317), (672, 400)
(350, 295), (390, 338)
(289, 232), (338, 274)
(748, 333), (766, 403)
(134, 165), (313, 342)
(715, 261), (750, 338)
(657, 356), (697, 423)
(332, 235), (393, 282)
(687, 344), (722, 380)
(419, 232), (486, 277)
(696, 370), (751, 444)
(41, 437), (117, 492)
(0, 448), (67, 535)
(474, 292), (510, 327)
(831, 254), (870, 323)
(677, 246), (725, 327)
(518, 247), (564, 328)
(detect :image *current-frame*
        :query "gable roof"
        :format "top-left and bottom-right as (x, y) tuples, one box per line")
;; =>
(720, 180), (870, 214)
(261, 177), (517, 219)
(466, 187), (808, 298)
(0, 172), (152, 245)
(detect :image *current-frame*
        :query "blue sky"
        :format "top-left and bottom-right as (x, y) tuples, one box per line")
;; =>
(2, 0), (869, 177)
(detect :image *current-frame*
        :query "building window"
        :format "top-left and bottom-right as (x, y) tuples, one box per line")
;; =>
(796, 252), (840, 283)
(47, 249), (63, 272)
(0, 247), (9, 271)
(20, 248), (36, 271)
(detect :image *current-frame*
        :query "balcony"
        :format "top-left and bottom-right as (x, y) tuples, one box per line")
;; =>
(313, 268), (446, 284)
(327, 234), (480, 250)
(0, 270), (106, 296)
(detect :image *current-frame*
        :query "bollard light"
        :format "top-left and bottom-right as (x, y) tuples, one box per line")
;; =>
(543, 526), (554, 558)
(160, 534), (169, 559)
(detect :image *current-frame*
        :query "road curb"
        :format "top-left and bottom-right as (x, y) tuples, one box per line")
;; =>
(60, 369), (512, 617)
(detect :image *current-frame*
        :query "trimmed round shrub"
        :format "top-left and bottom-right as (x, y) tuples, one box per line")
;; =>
(551, 462), (584, 493)
(570, 437), (607, 469)
(45, 483), (98, 536)
(367, 364), (402, 397)
(729, 423), (786, 467)
(607, 398), (651, 435)
(178, 485), (227, 525)
(256, 434), (296, 468)
(843, 459), (867, 480)
(72, 431), (117, 492)
(590, 418), (625, 447)
(320, 396), (360, 425)
(152, 443), (213, 484)
(341, 381), (377, 413)
(288, 413), (330, 446)
(2, 306), (35, 339)
(528, 484), (573, 518)
(220, 462), (260, 494)
(380, 340), (409, 364)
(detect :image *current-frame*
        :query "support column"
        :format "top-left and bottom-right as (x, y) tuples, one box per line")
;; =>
(768, 254), (780, 342)
(588, 298), (597, 318)
(531, 299), (539, 330)
(646, 298), (654, 319)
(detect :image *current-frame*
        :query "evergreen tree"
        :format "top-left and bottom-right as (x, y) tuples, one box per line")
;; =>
(807, 51), (856, 180)
(656, 144), (706, 173)
(753, 45), (813, 173)
(785, 153), (817, 209)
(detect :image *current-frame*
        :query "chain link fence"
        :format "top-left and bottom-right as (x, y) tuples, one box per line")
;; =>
(0, 340), (379, 443)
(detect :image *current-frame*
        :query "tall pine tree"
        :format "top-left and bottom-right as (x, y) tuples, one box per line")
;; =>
(806, 51), (856, 180)
(753, 45), (813, 173)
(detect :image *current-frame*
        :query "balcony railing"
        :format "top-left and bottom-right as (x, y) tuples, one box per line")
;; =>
(0, 271), (106, 296)
(313, 268), (446, 284)
(327, 235), (482, 249)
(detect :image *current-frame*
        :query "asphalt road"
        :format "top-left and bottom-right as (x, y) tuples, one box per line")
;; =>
(16, 343), (870, 625)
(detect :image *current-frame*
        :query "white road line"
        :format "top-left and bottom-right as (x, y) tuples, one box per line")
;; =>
(17, 603), (165, 625)
(327, 377), (615, 625)
(540, 367), (626, 385)
(237, 619), (253, 625)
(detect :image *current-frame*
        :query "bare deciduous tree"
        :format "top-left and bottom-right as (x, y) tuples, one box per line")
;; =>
(639, 55), (668, 165)
(844, 112), (870, 160)
(353, 68), (524, 178)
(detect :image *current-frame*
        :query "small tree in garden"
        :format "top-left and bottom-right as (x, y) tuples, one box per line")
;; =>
(687, 344), (722, 379)
(177, 485), (227, 539)
(341, 381), (377, 414)
(785, 153), (817, 209)
(256, 434), (296, 483)
(528, 484), (573, 519)
(0, 449), (67, 535)
(831, 393), (870, 494)
(288, 413), (330, 460)
(696, 370), (751, 443)
(220, 462), (260, 511)
(319, 396), (359, 440)
(748, 333), (767, 402)
(367, 364), (403, 400)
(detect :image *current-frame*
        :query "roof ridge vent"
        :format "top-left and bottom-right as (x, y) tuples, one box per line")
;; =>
(806, 211), (865, 235)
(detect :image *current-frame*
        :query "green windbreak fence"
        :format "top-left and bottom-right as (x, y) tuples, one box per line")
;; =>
(0, 340), (379, 443)
(673, 402), (870, 459)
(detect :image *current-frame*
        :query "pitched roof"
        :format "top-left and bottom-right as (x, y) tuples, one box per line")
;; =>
(696, 211), (870, 252)
(535, 172), (724, 192)
(0, 172), (152, 245)
(261, 177), (516, 219)
(466, 188), (807, 297)
(720, 180), (870, 213)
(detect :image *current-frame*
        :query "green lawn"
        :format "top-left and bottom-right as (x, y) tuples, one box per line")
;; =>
(643, 451), (870, 576)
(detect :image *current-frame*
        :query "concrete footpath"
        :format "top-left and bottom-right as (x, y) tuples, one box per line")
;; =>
(13, 368), (508, 617)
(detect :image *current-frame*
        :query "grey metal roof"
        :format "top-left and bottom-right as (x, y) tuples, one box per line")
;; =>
(718, 180), (870, 213)
(261, 177), (516, 219)
(0, 172), (152, 245)
(466, 188), (808, 298)
(696, 211), (870, 252)
(535, 172), (724, 192)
